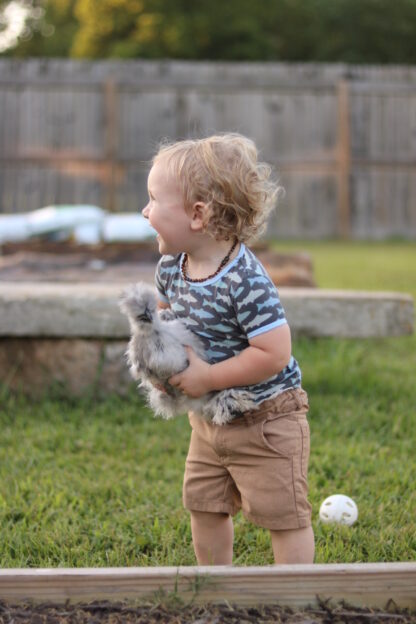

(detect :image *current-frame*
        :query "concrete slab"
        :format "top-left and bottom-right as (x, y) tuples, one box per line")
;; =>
(0, 282), (413, 338)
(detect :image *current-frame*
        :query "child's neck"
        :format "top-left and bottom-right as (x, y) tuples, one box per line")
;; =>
(185, 237), (240, 281)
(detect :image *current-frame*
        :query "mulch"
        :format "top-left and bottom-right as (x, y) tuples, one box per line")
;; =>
(0, 599), (415, 623)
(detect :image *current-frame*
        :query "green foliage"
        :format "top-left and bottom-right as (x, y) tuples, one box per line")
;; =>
(1, 0), (79, 57)
(2, 0), (416, 63)
(315, 0), (416, 64)
(0, 241), (415, 567)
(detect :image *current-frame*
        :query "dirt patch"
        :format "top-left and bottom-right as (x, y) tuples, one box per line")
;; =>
(0, 241), (316, 287)
(0, 241), (160, 284)
(1, 598), (415, 623)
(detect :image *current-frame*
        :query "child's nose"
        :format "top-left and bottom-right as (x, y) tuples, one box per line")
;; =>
(142, 204), (150, 219)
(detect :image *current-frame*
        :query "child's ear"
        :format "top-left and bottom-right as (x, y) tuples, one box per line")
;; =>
(190, 201), (207, 232)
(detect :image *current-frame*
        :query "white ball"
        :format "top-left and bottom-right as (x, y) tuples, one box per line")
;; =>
(319, 494), (358, 526)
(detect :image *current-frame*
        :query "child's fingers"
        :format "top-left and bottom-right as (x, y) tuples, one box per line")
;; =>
(153, 382), (167, 393)
(169, 373), (180, 386)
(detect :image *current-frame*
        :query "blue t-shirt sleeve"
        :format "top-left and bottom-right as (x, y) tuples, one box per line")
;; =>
(155, 257), (169, 303)
(232, 272), (287, 339)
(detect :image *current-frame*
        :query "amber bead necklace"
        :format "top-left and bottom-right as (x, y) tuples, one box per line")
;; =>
(181, 238), (238, 283)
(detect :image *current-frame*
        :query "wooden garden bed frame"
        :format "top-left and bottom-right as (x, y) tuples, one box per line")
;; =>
(0, 563), (415, 609)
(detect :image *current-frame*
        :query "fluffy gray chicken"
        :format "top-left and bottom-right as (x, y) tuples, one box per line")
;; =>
(119, 282), (256, 425)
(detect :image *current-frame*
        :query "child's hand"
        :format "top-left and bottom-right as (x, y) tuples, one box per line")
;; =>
(169, 347), (213, 398)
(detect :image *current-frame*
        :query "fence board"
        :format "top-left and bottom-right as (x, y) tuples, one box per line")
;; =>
(268, 172), (338, 239)
(118, 90), (178, 159)
(351, 169), (416, 238)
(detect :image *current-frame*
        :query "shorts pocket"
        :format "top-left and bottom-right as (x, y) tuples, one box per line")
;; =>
(259, 416), (301, 457)
(300, 420), (310, 478)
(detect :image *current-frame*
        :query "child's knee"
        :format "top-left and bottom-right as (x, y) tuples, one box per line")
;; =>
(191, 510), (230, 526)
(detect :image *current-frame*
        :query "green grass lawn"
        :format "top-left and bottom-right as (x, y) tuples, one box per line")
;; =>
(0, 241), (415, 567)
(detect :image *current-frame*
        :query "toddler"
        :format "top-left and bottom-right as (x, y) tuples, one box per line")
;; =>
(142, 133), (314, 565)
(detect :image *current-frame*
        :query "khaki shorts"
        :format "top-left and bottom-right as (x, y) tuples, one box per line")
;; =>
(183, 388), (312, 531)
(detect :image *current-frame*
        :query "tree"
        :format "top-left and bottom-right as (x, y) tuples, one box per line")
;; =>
(313, 0), (416, 64)
(2, 0), (416, 64)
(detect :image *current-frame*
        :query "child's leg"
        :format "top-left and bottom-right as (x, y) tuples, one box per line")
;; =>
(270, 526), (315, 564)
(190, 510), (234, 565)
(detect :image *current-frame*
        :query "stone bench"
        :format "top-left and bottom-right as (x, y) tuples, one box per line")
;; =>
(0, 283), (413, 397)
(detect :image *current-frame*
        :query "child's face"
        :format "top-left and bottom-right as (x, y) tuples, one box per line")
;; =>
(142, 159), (193, 255)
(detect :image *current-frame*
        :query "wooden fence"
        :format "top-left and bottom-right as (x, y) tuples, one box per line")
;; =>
(0, 59), (415, 239)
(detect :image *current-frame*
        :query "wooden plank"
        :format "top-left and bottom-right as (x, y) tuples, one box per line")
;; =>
(104, 79), (117, 213)
(359, 91), (416, 162)
(351, 168), (416, 239)
(1, 59), (416, 88)
(0, 563), (414, 608)
(0, 283), (413, 339)
(0, 87), (19, 155)
(336, 80), (351, 238)
(118, 89), (178, 160)
(268, 172), (339, 239)
(16, 88), (104, 158)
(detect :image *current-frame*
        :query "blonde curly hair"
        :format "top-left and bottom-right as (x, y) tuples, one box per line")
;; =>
(152, 133), (283, 244)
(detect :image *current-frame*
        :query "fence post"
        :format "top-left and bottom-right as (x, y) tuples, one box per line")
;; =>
(336, 80), (351, 238)
(104, 78), (117, 213)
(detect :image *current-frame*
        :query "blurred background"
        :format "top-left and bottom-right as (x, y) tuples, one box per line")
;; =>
(0, 0), (415, 241)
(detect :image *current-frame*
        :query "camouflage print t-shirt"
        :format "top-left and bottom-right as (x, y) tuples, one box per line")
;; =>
(155, 243), (301, 405)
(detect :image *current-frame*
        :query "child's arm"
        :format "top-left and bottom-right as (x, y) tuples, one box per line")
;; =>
(169, 323), (292, 398)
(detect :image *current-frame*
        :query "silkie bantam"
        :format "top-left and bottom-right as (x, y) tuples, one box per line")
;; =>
(119, 282), (256, 425)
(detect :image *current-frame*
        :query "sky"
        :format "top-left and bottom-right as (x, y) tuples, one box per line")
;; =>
(0, 1), (30, 53)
